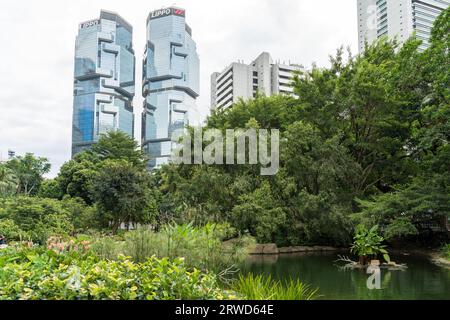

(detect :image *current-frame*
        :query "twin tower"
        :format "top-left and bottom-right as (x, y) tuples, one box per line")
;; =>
(72, 8), (199, 169)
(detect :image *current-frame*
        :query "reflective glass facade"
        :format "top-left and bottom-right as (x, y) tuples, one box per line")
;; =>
(72, 10), (135, 156)
(142, 7), (200, 169)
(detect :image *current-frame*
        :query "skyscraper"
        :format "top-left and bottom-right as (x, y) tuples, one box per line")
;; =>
(211, 52), (303, 111)
(72, 10), (136, 156)
(142, 7), (200, 169)
(357, 0), (449, 52)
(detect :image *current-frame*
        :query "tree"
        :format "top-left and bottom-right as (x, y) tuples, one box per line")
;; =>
(91, 131), (147, 168)
(2, 196), (74, 243)
(57, 151), (98, 204)
(90, 160), (157, 234)
(57, 132), (148, 203)
(6, 153), (50, 196)
(155, 9), (450, 248)
(0, 165), (18, 197)
(38, 179), (63, 199)
(353, 8), (450, 242)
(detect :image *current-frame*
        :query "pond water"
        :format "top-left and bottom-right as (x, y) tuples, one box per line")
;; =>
(241, 252), (450, 300)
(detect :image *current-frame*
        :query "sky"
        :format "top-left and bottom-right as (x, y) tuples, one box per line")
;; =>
(0, 0), (358, 177)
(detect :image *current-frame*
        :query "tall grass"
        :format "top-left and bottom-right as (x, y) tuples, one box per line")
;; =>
(232, 274), (319, 300)
(90, 223), (254, 276)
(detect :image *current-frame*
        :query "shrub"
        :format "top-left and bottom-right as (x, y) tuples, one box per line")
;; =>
(0, 247), (236, 300)
(232, 274), (318, 300)
(351, 225), (390, 265)
(1, 197), (74, 243)
(0, 219), (28, 241)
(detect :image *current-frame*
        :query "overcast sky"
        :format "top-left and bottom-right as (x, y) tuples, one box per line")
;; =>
(0, 0), (358, 177)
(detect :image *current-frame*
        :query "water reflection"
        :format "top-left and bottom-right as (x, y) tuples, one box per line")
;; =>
(241, 253), (450, 300)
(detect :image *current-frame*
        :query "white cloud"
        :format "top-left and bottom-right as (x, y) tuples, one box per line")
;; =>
(0, 0), (358, 177)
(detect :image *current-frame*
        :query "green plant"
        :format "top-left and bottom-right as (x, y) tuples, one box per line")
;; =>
(351, 225), (390, 265)
(0, 219), (29, 241)
(0, 197), (74, 244)
(90, 236), (122, 260)
(0, 165), (18, 197)
(442, 244), (450, 261)
(0, 247), (237, 300)
(232, 274), (318, 300)
(119, 224), (254, 277)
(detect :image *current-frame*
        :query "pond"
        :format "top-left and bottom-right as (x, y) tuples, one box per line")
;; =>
(241, 252), (450, 300)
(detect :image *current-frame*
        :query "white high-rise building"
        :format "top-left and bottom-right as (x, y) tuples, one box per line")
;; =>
(211, 52), (303, 111)
(357, 0), (449, 52)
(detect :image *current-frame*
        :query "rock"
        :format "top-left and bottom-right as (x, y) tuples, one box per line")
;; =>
(262, 243), (279, 255)
(248, 244), (264, 255)
(278, 247), (293, 254)
(291, 246), (311, 252)
(370, 260), (381, 266)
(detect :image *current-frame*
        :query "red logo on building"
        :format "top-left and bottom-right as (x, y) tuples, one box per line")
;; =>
(174, 9), (185, 15)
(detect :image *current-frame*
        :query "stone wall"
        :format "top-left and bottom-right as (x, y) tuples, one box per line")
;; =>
(249, 243), (342, 255)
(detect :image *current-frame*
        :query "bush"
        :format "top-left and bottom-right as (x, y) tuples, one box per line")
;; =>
(232, 274), (318, 300)
(351, 225), (390, 265)
(0, 247), (237, 300)
(1, 197), (74, 243)
(0, 219), (28, 241)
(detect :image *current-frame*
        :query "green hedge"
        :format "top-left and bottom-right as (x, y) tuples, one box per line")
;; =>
(0, 247), (237, 300)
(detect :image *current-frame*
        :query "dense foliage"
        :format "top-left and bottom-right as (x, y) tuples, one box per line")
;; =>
(0, 246), (236, 300)
(156, 10), (450, 246)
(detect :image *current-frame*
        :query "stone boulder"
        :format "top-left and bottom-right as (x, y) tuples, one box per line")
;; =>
(262, 243), (279, 255)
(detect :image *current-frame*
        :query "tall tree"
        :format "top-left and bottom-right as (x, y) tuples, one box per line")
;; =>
(0, 165), (18, 197)
(90, 160), (157, 234)
(91, 131), (147, 168)
(6, 153), (50, 196)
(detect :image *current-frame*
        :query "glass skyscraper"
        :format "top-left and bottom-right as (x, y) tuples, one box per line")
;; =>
(142, 7), (200, 169)
(72, 10), (136, 156)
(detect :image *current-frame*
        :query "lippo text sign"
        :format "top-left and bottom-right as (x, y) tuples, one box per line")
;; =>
(149, 8), (186, 20)
(80, 19), (99, 29)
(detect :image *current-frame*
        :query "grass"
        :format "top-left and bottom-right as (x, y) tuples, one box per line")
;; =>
(232, 273), (319, 300)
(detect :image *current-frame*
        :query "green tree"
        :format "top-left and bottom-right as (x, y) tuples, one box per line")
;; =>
(91, 131), (147, 168)
(38, 178), (63, 199)
(90, 160), (157, 234)
(353, 8), (450, 241)
(57, 151), (98, 204)
(6, 153), (50, 195)
(2, 196), (73, 243)
(0, 165), (18, 197)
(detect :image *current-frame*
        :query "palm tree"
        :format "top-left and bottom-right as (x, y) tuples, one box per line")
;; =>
(0, 164), (18, 197)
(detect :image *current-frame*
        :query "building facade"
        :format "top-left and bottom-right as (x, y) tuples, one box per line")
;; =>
(210, 52), (302, 111)
(142, 7), (200, 169)
(72, 10), (136, 156)
(357, 0), (449, 52)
